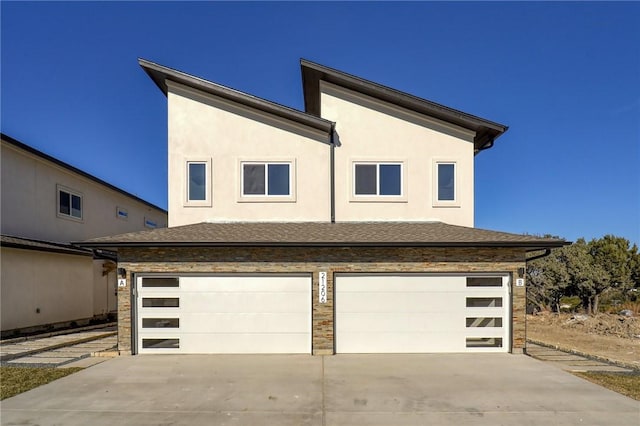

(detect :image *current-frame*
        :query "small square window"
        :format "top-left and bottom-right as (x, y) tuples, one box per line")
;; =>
(242, 162), (291, 196)
(57, 186), (83, 220)
(354, 162), (402, 196)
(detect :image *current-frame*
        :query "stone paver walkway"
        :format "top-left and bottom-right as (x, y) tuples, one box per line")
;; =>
(526, 342), (637, 373)
(1, 325), (117, 368)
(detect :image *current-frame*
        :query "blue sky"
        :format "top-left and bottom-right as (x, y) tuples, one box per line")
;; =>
(2, 2), (639, 245)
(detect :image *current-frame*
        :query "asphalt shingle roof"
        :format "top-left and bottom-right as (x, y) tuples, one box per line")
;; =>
(78, 222), (566, 249)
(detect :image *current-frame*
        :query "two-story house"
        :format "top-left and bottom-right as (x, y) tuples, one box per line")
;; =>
(82, 59), (566, 356)
(1, 134), (167, 336)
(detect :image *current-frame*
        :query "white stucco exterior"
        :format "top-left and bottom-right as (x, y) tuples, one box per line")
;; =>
(167, 82), (332, 226)
(320, 82), (475, 226)
(1, 135), (167, 333)
(0, 248), (94, 331)
(1, 140), (167, 242)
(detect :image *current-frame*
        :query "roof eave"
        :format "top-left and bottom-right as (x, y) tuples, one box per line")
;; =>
(139, 58), (334, 134)
(78, 241), (567, 250)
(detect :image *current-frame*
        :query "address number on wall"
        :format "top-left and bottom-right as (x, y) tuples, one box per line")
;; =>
(319, 272), (327, 304)
(118, 278), (127, 288)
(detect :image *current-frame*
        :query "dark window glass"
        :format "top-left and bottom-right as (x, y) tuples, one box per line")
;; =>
(355, 164), (377, 195)
(188, 163), (206, 201)
(142, 318), (179, 328)
(267, 164), (290, 195)
(466, 317), (503, 328)
(438, 163), (455, 201)
(142, 338), (180, 349)
(466, 277), (502, 287)
(466, 338), (502, 348)
(71, 194), (82, 218)
(59, 191), (70, 215)
(142, 298), (179, 308)
(466, 297), (503, 308)
(379, 164), (401, 195)
(142, 278), (179, 288)
(243, 164), (265, 195)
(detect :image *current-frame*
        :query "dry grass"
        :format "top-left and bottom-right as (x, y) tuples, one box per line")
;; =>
(573, 372), (640, 400)
(0, 366), (83, 400)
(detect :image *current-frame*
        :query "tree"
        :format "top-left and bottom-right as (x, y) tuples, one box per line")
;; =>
(527, 247), (569, 312)
(563, 239), (609, 314)
(589, 235), (635, 293)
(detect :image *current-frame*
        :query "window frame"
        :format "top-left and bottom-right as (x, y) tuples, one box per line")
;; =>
(350, 160), (407, 202)
(56, 184), (83, 221)
(433, 160), (459, 207)
(238, 159), (296, 202)
(184, 158), (212, 207)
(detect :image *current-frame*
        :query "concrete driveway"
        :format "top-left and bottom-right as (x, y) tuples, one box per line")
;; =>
(1, 354), (638, 426)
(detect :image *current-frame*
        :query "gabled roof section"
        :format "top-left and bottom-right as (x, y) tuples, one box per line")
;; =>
(78, 222), (567, 250)
(300, 59), (508, 153)
(1, 133), (166, 214)
(139, 59), (334, 134)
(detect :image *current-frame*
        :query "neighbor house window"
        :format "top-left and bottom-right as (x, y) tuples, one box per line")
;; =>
(437, 163), (456, 201)
(184, 159), (211, 206)
(242, 162), (291, 196)
(353, 162), (402, 196)
(57, 185), (83, 220)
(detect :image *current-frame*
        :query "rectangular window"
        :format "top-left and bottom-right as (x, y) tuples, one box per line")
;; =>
(142, 338), (180, 349)
(466, 337), (503, 348)
(242, 162), (291, 196)
(184, 158), (211, 206)
(57, 186), (83, 220)
(466, 317), (503, 328)
(142, 318), (180, 328)
(466, 297), (503, 308)
(354, 162), (402, 196)
(141, 278), (179, 288)
(116, 206), (128, 220)
(466, 277), (503, 287)
(188, 162), (207, 201)
(142, 298), (179, 308)
(437, 163), (455, 201)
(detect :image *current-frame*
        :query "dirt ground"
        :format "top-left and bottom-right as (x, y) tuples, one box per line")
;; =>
(526, 313), (640, 369)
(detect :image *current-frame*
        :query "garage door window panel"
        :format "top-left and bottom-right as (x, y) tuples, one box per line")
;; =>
(142, 298), (180, 308)
(141, 278), (179, 288)
(142, 318), (180, 328)
(466, 297), (502, 308)
(142, 338), (180, 349)
(466, 337), (502, 348)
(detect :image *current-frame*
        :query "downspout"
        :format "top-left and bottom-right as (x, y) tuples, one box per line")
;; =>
(330, 123), (336, 223)
(526, 248), (551, 262)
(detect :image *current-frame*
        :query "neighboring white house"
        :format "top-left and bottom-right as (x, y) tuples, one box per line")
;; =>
(81, 59), (566, 356)
(1, 133), (167, 335)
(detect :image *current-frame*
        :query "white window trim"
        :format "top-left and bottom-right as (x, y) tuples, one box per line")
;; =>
(184, 158), (212, 207)
(238, 159), (296, 203)
(56, 184), (84, 222)
(432, 160), (460, 207)
(350, 160), (407, 203)
(116, 206), (129, 221)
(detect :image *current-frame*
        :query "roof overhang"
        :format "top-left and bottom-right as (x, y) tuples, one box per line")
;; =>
(300, 59), (508, 153)
(139, 59), (334, 135)
(77, 222), (568, 252)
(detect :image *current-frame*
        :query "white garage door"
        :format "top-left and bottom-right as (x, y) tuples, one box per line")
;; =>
(335, 274), (509, 353)
(136, 275), (311, 354)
